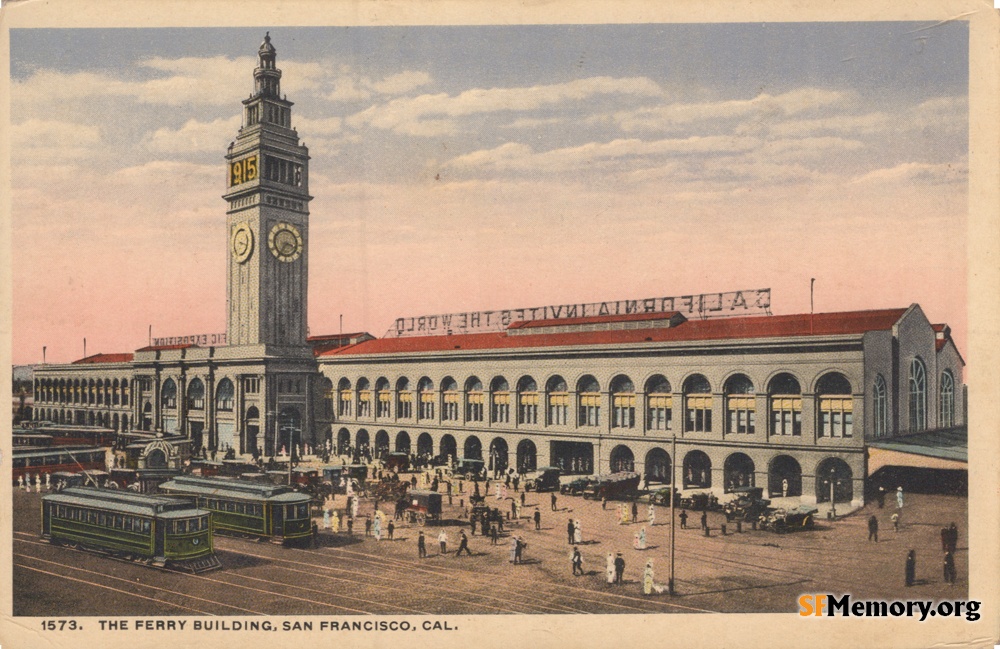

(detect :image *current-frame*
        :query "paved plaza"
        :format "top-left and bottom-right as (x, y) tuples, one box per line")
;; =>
(13, 475), (968, 615)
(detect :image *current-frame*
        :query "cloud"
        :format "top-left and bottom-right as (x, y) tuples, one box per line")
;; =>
(615, 88), (848, 132)
(446, 135), (762, 176)
(11, 118), (102, 162)
(323, 67), (433, 103)
(346, 76), (663, 136)
(143, 116), (241, 155)
(852, 162), (967, 186)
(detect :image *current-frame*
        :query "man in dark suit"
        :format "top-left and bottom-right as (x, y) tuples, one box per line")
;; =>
(614, 553), (626, 584)
(567, 519), (575, 544)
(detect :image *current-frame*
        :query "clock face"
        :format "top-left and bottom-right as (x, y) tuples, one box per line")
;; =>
(231, 223), (254, 263)
(268, 222), (303, 262)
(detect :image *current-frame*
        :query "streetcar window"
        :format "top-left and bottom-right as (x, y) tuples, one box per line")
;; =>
(86, 511), (96, 524)
(142, 519), (151, 533)
(178, 520), (188, 534)
(57, 505), (65, 518)
(14, 458), (24, 468)
(98, 513), (107, 526)
(115, 515), (123, 529)
(254, 505), (262, 517)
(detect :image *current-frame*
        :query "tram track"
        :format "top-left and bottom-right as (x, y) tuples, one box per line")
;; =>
(14, 534), (405, 615)
(233, 537), (719, 614)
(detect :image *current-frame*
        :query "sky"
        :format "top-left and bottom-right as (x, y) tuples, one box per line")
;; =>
(9, 23), (968, 365)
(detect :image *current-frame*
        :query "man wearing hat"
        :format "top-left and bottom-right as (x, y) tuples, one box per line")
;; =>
(614, 552), (626, 585)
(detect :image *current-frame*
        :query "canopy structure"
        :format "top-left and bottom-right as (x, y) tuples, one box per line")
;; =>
(867, 426), (967, 474)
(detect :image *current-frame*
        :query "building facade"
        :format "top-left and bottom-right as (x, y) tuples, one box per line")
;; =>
(29, 36), (965, 507)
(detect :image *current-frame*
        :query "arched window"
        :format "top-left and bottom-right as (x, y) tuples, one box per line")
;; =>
(418, 377), (435, 420)
(768, 373), (801, 436)
(491, 377), (510, 424)
(375, 378), (391, 418)
(908, 358), (926, 432)
(112, 379), (120, 406)
(547, 376), (568, 425)
(817, 373), (852, 438)
(356, 378), (371, 417)
(338, 378), (353, 417)
(517, 376), (539, 425)
(396, 377), (413, 419)
(645, 375), (672, 431)
(441, 377), (459, 421)
(466, 377), (484, 422)
(939, 371), (955, 428)
(873, 375), (888, 438)
(724, 374), (755, 434)
(187, 378), (205, 410)
(610, 376), (636, 429)
(683, 374), (712, 432)
(216, 378), (235, 411)
(161, 378), (177, 409)
(577, 376), (601, 427)
(320, 378), (334, 418)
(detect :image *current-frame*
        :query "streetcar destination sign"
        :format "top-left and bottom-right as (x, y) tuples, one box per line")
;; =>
(387, 288), (772, 338)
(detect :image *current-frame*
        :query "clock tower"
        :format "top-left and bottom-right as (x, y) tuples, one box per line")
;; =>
(224, 33), (312, 351)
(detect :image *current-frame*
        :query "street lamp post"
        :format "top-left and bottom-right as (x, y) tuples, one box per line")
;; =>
(829, 468), (837, 519)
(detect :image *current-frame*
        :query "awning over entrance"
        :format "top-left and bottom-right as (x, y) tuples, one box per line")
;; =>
(867, 426), (967, 474)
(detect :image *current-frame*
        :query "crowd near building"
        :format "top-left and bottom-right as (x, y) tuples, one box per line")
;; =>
(29, 35), (965, 509)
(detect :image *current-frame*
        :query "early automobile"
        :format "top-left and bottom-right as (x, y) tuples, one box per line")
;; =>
(762, 504), (818, 533)
(679, 491), (719, 511)
(452, 458), (486, 480)
(523, 466), (562, 492)
(383, 452), (411, 473)
(582, 472), (641, 501)
(405, 489), (443, 525)
(649, 486), (681, 507)
(723, 486), (771, 522)
(560, 476), (595, 496)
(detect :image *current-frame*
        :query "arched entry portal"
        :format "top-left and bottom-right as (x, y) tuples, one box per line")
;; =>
(768, 455), (802, 497)
(489, 437), (509, 475)
(395, 431), (411, 454)
(355, 429), (370, 460)
(644, 448), (671, 484)
(337, 428), (351, 455)
(816, 457), (854, 503)
(374, 430), (390, 459)
(610, 445), (635, 472)
(724, 453), (755, 492)
(440, 434), (457, 462)
(464, 436), (483, 461)
(417, 433), (434, 458)
(517, 439), (537, 473)
(277, 407), (301, 457)
(683, 450), (712, 488)
(244, 406), (260, 457)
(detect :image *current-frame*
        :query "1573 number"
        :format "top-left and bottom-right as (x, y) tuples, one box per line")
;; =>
(41, 620), (80, 631)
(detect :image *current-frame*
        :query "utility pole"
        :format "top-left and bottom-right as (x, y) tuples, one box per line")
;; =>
(669, 434), (677, 595)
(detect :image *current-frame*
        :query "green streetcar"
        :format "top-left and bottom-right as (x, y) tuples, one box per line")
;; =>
(40, 487), (220, 572)
(157, 475), (312, 546)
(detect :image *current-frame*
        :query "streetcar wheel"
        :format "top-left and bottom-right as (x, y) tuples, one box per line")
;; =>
(417, 513), (427, 526)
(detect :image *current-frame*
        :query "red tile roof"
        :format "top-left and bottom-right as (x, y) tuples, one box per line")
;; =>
(134, 344), (197, 352)
(320, 308), (909, 357)
(508, 311), (683, 329)
(72, 353), (135, 364)
(308, 332), (370, 342)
